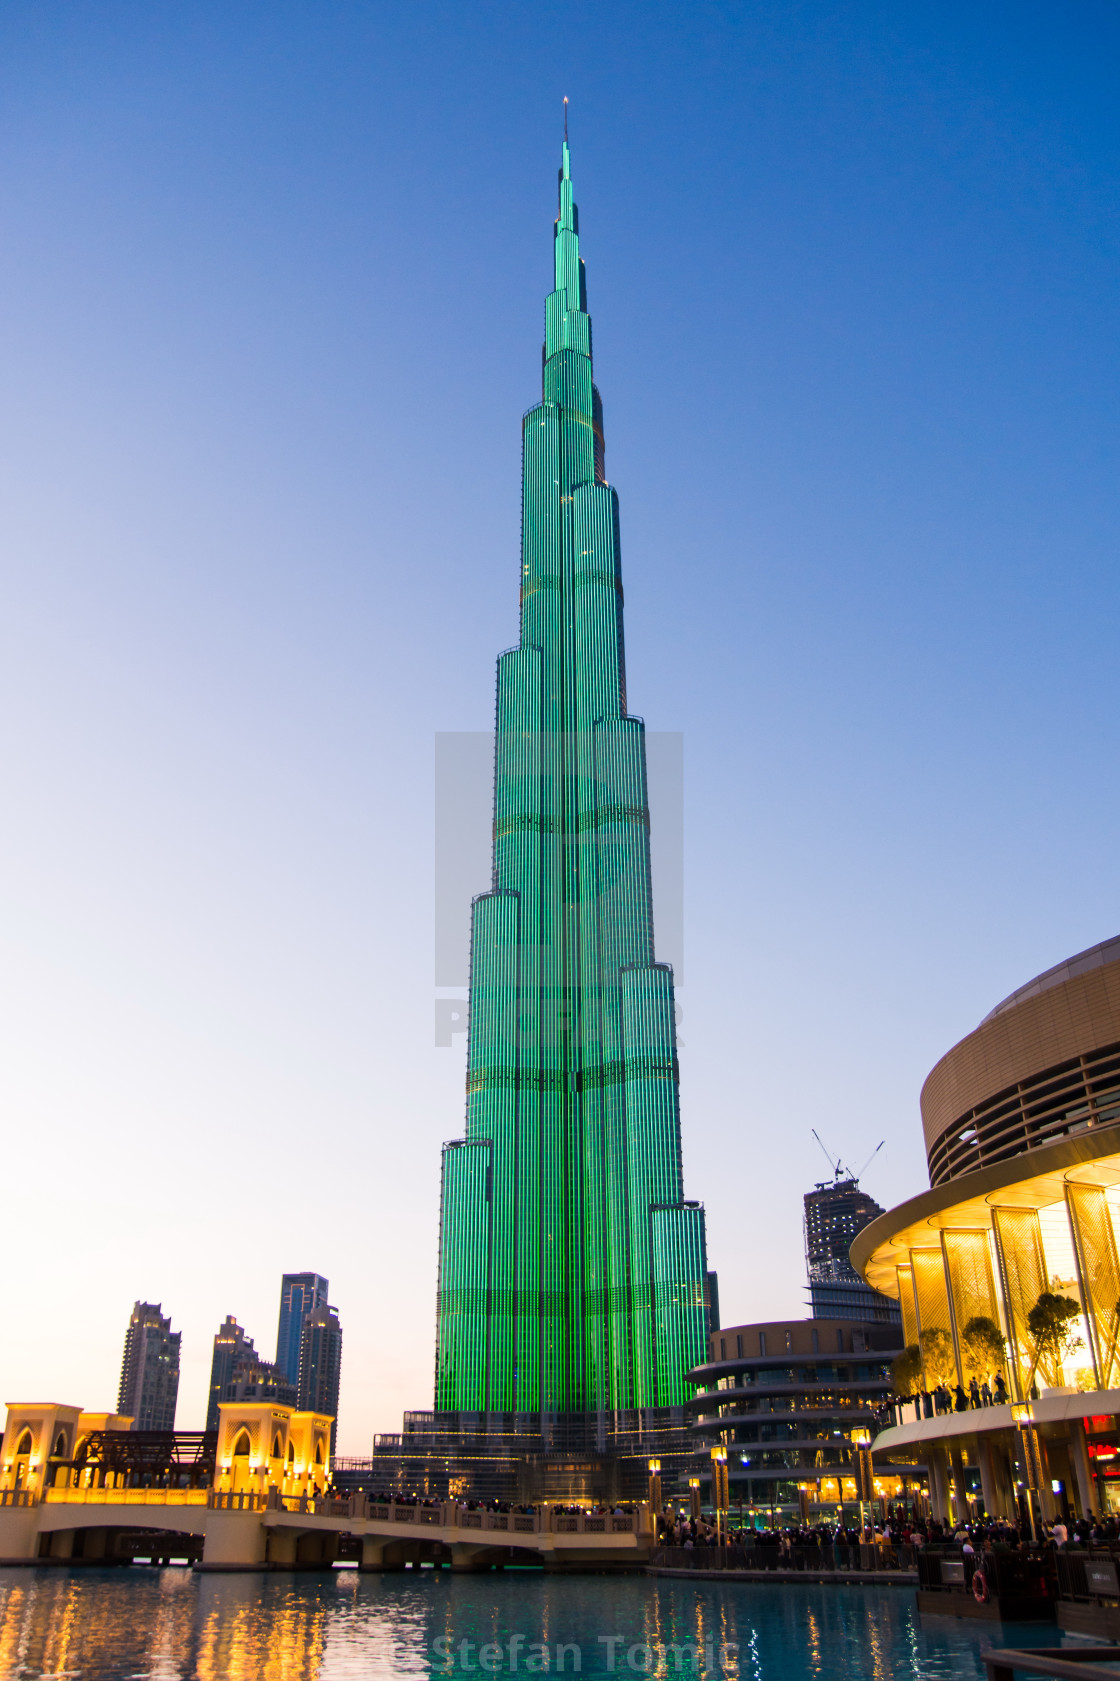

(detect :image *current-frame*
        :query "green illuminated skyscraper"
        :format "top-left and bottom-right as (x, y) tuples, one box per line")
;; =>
(435, 139), (709, 1422)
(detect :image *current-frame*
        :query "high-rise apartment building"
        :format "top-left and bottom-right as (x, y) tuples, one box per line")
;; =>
(117, 1301), (181, 1431)
(275, 1273), (329, 1388)
(804, 1178), (901, 1324)
(205, 1315), (254, 1431)
(433, 138), (709, 1420)
(297, 1304), (342, 1450)
(224, 1356), (297, 1408)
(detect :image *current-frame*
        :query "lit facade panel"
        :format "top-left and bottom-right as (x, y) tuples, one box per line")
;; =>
(1067, 1181), (1120, 1389)
(433, 141), (708, 1420)
(855, 941), (1120, 1442)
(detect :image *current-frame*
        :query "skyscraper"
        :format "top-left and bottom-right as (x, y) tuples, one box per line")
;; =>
(434, 138), (709, 1422)
(297, 1303), (342, 1451)
(205, 1315), (254, 1431)
(804, 1178), (901, 1324)
(117, 1301), (181, 1431)
(275, 1272), (329, 1388)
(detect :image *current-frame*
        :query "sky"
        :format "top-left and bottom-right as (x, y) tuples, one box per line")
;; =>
(1, 2), (1117, 1455)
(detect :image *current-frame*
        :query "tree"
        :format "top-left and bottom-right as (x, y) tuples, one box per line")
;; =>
(918, 1326), (956, 1388)
(891, 1346), (922, 1397)
(961, 1315), (1006, 1384)
(1025, 1291), (1083, 1392)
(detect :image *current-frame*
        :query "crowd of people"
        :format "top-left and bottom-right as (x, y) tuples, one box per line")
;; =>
(350, 1493), (639, 1518)
(655, 1509), (1120, 1553)
(878, 1373), (1012, 1426)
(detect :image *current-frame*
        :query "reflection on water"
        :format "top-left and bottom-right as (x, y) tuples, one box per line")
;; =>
(0, 1567), (1066, 1681)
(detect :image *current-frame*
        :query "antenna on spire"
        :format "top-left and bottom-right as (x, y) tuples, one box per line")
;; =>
(563, 96), (568, 142)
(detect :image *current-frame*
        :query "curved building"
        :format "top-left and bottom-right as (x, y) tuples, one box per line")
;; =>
(685, 1318), (914, 1523)
(858, 937), (1120, 1524)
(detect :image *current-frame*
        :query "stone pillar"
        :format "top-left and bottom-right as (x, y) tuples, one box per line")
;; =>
(449, 1542), (491, 1572)
(266, 1528), (298, 1567)
(295, 1531), (338, 1567)
(49, 1529), (75, 1559)
(0, 1506), (42, 1562)
(989, 1437), (1018, 1519)
(1069, 1421), (1100, 1519)
(977, 1439), (999, 1519)
(198, 1510), (269, 1570)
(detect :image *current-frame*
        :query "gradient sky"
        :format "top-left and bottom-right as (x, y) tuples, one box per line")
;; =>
(1, 3), (1117, 1454)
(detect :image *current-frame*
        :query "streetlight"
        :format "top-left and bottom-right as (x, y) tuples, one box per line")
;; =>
(851, 1427), (874, 1539)
(711, 1446), (729, 1545)
(647, 1458), (662, 1518)
(688, 1477), (701, 1523)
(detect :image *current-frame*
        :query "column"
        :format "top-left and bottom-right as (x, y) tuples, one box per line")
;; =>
(928, 1446), (951, 1524)
(1069, 1420), (1101, 1519)
(977, 1438), (999, 1519)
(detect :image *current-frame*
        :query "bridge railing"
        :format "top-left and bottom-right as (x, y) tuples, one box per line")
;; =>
(206, 1491), (268, 1512)
(43, 1488), (211, 1509)
(0, 1490), (38, 1508)
(352, 1500), (643, 1536)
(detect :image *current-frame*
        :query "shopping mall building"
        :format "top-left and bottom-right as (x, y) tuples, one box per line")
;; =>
(858, 936), (1120, 1525)
(686, 1317), (915, 1524)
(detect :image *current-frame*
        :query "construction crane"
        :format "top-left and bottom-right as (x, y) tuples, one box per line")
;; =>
(810, 1130), (884, 1186)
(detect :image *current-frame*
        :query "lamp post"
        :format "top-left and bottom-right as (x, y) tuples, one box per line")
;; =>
(688, 1477), (701, 1523)
(798, 1482), (811, 1527)
(711, 1446), (729, 1544)
(851, 1428), (874, 1539)
(647, 1458), (662, 1520)
(1011, 1402), (1042, 1542)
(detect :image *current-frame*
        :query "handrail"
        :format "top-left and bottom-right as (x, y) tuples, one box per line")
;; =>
(983, 1648), (1120, 1681)
(43, 1487), (210, 1508)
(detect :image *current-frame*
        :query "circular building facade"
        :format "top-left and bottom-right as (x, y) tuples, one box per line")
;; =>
(856, 937), (1120, 1523)
(686, 1317), (915, 1524)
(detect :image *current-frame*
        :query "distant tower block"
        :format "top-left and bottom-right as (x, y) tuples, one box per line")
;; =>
(117, 1301), (181, 1430)
(275, 1273), (329, 1388)
(804, 1180), (901, 1323)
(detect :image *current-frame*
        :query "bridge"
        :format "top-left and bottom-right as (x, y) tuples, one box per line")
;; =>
(0, 1488), (651, 1570)
(0, 1401), (653, 1571)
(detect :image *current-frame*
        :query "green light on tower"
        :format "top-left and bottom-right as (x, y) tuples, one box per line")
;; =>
(435, 136), (709, 1418)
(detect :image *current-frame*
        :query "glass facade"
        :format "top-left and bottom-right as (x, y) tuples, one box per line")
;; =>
(434, 142), (708, 1418)
(881, 1191), (1120, 1399)
(275, 1273), (329, 1389)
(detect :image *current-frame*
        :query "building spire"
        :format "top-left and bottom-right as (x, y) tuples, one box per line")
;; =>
(563, 96), (568, 143)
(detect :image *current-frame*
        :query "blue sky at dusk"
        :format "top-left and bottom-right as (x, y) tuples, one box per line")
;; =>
(1, 2), (1117, 1448)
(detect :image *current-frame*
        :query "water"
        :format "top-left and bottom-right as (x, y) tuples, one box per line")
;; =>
(0, 1566), (1073, 1680)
